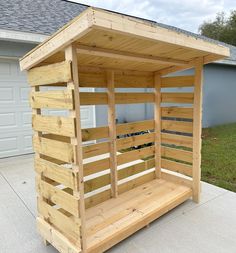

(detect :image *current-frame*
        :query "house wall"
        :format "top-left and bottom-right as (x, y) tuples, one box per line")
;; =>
(95, 64), (236, 128)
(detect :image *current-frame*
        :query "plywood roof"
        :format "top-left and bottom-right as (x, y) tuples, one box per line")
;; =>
(20, 7), (230, 72)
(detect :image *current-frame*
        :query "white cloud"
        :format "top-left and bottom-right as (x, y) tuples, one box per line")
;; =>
(72, 0), (236, 32)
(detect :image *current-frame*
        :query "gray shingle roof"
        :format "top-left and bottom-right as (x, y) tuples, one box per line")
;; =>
(0, 0), (235, 64)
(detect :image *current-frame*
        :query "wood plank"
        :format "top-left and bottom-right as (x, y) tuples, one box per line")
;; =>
(30, 90), (73, 109)
(192, 58), (203, 203)
(161, 75), (194, 88)
(117, 132), (155, 150)
(85, 189), (111, 209)
(36, 178), (80, 216)
(79, 92), (154, 105)
(161, 158), (192, 176)
(66, 45), (87, 250)
(84, 157), (110, 176)
(161, 133), (193, 148)
(83, 142), (109, 159)
(37, 218), (81, 253)
(77, 44), (188, 66)
(161, 107), (193, 119)
(161, 171), (193, 188)
(161, 92), (194, 104)
(161, 119), (193, 133)
(161, 146), (193, 163)
(81, 120), (154, 142)
(27, 61), (72, 86)
(35, 157), (75, 189)
(154, 72), (162, 178)
(33, 135), (74, 163)
(37, 199), (81, 242)
(32, 115), (75, 137)
(107, 70), (118, 198)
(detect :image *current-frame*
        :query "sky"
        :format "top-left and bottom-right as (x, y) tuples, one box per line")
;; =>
(71, 0), (236, 33)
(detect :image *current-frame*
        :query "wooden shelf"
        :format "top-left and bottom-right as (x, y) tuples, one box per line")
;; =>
(85, 178), (192, 253)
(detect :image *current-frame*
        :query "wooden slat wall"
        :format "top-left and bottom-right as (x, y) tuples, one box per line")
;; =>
(28, 60), (82, 247)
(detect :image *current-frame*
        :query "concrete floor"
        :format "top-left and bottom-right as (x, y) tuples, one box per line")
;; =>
(0, 154), (236, 253)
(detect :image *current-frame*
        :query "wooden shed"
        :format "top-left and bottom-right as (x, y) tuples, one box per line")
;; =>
(20, 7), (230, 253)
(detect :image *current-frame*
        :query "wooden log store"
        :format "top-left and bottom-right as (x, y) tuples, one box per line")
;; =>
(19, 7), (230, 253)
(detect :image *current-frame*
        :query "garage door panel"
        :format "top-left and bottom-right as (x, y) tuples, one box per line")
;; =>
(0, 59), (95, 158)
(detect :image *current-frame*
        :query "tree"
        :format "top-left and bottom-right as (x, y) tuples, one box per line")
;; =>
(199, 11), (236, 46)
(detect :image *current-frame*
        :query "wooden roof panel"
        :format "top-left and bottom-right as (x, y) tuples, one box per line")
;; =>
(20, 7), (230, 71)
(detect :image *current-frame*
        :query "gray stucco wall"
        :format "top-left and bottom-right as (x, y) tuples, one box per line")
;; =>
(95, 64), (236, 128)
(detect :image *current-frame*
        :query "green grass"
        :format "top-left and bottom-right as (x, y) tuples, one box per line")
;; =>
(202, 123), (236, 192)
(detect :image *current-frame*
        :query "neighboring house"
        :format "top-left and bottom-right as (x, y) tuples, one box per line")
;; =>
(0, 0), (236, 158)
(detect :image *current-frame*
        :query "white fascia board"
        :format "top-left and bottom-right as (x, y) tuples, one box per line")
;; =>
(0, 29), (49, 43)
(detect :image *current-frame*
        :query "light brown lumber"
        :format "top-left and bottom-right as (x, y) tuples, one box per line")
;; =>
(161, 133), (193, 148)
(107, 70), (118, 198)
(154, 72), (162, 178)
(33, 135), (74, 163)
(32, 115), (75, 137)
(37, 218), (81, 253)
(79, 92), (154, 105)
(192, 58), (203, 203)
(161, 107), (193, 119)
(37, 199), (81, 242)
(161, 159), (192, 177)
(27, 61), (72, 86)
(83, 141), (109, 159)
(161, 75), (194, 88)
(77, 44), (188, 66)
(65, 45), (87, 250)
(30, 90), (73, 109)
(161, 146), (193, 164)
(161, 92), (194, 104)
(36, 178), (80, 216)
(161, 119), (193, 133)
(35, 157), (75, 189)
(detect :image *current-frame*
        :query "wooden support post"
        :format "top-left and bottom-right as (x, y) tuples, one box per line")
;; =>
(107, 70), (118, 198)
(192, 58), (204, 203)
(154, 72), (162, 178)
(65, 45), (87, 251)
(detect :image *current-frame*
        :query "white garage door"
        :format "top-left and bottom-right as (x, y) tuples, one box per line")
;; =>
(0, 59), (95, 158)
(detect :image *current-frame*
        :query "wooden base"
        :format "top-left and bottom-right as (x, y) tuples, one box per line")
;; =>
(38, 178), (192, 253)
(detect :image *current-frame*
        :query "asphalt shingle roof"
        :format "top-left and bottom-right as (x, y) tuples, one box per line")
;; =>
(0, 0), (235, 64)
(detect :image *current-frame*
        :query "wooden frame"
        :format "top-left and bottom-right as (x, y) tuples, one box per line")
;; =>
(20, 6), (229, 253)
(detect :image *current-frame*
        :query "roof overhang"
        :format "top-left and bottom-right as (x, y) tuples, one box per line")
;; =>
(0, 28), (48, 44)
(20, 7), (230, 73)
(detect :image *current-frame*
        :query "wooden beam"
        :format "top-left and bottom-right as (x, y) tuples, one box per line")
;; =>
(192, 58), (203, 203)
(154, 73), (162, 178)
(77, 44), (189, 66)
(107, 70), (118, 198)
(65, 45), (87, 251)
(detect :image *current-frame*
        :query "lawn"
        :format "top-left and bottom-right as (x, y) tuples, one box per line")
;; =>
(201, 123), (236, 192)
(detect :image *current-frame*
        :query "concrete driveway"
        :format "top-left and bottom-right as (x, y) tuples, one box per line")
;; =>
(0, 154), (236, 253)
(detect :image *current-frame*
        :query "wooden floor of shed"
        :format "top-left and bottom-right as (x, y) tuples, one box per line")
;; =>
(84, 178), (192, 253)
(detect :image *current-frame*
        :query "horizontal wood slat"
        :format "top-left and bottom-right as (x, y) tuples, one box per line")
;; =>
(80, 92), (154, 105)
(161, 158), (192, 177)
(36, 178), (79, 216)
(161, 93), (194, 104)
(82, 120), (154, 142)
(161, 76), (194, 88)
(32, 115), (75, 137)
(37, 199), (80, 241)
(161, 133), (193, 148)
(161, 146), (193, 163)
(35, 157), (75, 189)
(161, 107), (193, 119)
(30, 90), (73, 109)
(83, 142), (109, 159)
(28, 61), (72, 86)
(33, 136), (74, 163)
(161, 120), (193, 133)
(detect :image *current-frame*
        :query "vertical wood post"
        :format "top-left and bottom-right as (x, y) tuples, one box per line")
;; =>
(154, 72), (162, 178)
(65, 45), (87, 251)
(192, 57), (204, 203)
(107, 70), (118, 198)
